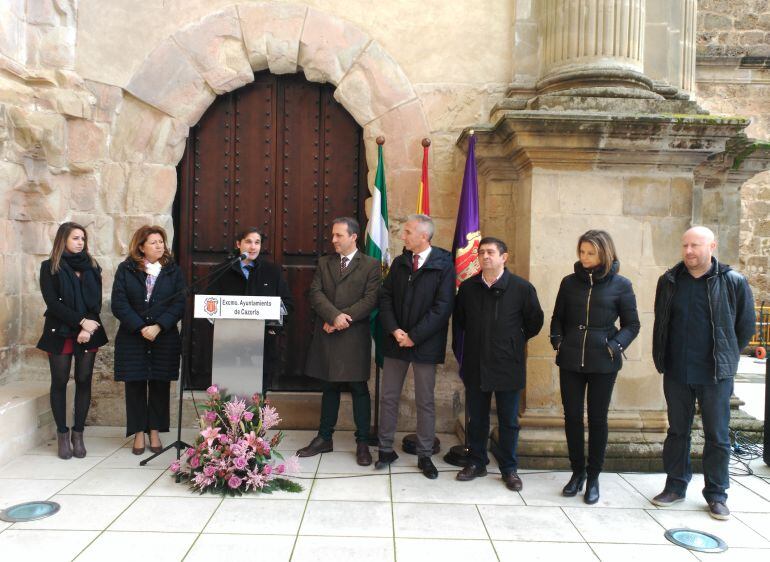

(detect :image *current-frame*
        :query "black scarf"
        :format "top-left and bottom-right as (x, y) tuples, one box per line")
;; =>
(60, 252), (102, 315)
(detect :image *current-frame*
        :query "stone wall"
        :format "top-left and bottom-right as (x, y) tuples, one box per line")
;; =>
(695, 0), (770, 305)
(0, 0), (514, 428)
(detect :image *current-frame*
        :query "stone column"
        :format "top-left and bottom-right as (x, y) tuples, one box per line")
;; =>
(537, 0), (656, 97)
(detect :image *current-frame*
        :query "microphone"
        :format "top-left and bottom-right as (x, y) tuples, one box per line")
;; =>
(237, 252), (248, 261)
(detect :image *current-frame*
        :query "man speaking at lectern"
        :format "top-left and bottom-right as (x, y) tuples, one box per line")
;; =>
(297, 217), (381, 466)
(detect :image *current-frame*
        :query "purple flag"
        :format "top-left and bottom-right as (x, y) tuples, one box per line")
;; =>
(451, 134), (481, 370)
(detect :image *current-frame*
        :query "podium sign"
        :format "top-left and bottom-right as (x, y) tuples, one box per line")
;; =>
(194, 295), (282, 400)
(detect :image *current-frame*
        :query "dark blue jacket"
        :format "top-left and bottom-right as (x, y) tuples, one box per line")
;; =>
(111, 258), (186, 382)
(653, 258), (755, 381)
(550, 261), (640, 373)
(379, 247), (455, 364)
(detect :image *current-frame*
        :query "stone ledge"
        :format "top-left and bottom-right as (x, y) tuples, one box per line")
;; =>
(0, 380), (72, 466)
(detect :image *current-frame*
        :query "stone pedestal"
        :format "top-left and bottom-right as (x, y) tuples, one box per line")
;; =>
(459, 106), (751, 468)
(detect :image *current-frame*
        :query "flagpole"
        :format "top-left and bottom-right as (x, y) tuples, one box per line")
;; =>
(369, 135), (386, 446)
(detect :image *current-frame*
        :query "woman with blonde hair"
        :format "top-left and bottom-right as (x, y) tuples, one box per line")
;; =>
(112, 225), (186, 455)
(38, 222), (108, 459)
(550, 230), (640, 503)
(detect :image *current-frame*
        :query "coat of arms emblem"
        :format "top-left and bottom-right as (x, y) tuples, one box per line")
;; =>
(203, 297), (219, 317)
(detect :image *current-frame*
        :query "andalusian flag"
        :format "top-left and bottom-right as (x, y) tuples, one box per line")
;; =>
(365, 142), (390, 367)
(417, 140), (430, 215)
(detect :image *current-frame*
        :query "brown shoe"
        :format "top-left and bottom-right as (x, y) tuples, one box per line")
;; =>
(71, 431), (86, 458)
(57, 431), (73, 460)
(651, 490), (685, 507)
(456, 464), (487, 481)
(132, 433), (145, 455)
(356, 442), (372, 466)
(296, 436), (333, 458)
(708, 501), (730, 520)
(502, 472), (523, 491)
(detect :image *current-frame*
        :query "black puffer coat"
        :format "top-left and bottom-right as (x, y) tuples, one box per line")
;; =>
(453, 270), (544, 391)
(653, 259), (755, 381)
(550, 261), (640, 373)
(111, 258), (186, 382)
(379, 247), (455, 364)
(37, 259), (109, 354)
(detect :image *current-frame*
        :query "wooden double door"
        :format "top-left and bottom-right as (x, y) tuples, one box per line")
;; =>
(174, 72), (368, 391)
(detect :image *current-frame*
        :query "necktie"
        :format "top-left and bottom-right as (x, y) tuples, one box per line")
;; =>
(340, 256), (349, 274)
(412, 254), (420, 272)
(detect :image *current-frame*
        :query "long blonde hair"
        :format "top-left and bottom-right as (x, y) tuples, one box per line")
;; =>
(49, 222), (97, 273)
(577, 230), (618, 278)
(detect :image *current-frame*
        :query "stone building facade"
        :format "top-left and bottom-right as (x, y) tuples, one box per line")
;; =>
(0, 1), (768, 460)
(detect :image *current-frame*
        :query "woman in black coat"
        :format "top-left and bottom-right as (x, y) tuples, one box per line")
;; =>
(207, 227), (293, 388)
(112, 225), (186, 455)
(550, 230), (640, 504)
(37, 222), (108, 460)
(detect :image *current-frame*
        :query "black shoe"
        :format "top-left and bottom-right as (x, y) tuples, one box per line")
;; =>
(418, 456), (438, 479)
(562, 471), (587, 497)
(296, 436), (333, 458)
(374, 450), (399, 469)
(502, 472), (523, 491)
(584, 476), (600, 504)
(456, 464), (487, 482)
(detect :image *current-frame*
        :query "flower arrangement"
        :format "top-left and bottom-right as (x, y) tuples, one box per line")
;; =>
(170, 385), (302, 495)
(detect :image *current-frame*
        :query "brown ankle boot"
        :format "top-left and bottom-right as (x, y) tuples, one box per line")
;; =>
(71, 431), (87, 458)
(57, 431), (73, 460)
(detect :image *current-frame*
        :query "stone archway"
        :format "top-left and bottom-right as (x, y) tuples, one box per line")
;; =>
(107, 3), (430, 251)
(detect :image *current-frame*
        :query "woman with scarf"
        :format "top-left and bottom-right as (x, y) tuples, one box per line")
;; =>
(38, 222), (108, 460)
(550, 230), (640, 504)
(112, 225), (186, 455)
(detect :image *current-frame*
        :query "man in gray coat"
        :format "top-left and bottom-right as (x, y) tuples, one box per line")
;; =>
(297, 217), (381, 466)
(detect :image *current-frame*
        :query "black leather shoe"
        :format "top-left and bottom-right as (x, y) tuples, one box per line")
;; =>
(374, 450), (399, 469)
(418, 456), (438, 479)
(296, 436), (333, 458)
(456, 464), (487, 481)
(562, 471), (587, 497)
(356, 442), (372, 466)
(584, 476), (600, 504)
(502, 472), (523, 491)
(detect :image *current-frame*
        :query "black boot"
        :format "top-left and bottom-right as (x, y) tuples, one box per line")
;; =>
(584, 476), (600, 504)
(562, 471), (586, 497)
(57, 431), (72, 460)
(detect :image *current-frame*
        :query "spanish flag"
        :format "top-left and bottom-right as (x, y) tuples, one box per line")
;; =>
(417, 139), (430, 215)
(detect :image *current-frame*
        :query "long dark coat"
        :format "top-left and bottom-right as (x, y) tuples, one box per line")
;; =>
(550, 261), (640, 373)
(111, 258), (186, 382)
(379, 247), (455, 364)
(453, 270), (544, 392)
(207, 256), (294, 380)
(37, 258), (109, 354)
(305, 252), (381, 382)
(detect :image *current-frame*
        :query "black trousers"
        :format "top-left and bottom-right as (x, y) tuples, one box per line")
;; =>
(318, 380), (371, 443)
(124, 380), (171, 437)
(559, 369), (617, 478)
(466, 384), (521, 475)
(48, 352), (97, 433)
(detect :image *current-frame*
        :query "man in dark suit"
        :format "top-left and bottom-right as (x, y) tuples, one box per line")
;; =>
(297, 217), (381, 466)
(453, 237), (543, 491)
(376, 214), (455, 479)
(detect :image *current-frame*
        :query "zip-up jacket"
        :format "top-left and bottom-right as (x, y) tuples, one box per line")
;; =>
(652, 258), (755, 381)
(550, 261), (640, 373)
(379, 246), (455, 364)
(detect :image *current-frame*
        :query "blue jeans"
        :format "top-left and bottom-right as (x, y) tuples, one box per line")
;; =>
(466, 385), (521, 475)
(662, 376), (733, 503)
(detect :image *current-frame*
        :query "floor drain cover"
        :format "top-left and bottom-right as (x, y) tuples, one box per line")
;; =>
(665, 528), (727, 553)
(0, 501), (61, 523)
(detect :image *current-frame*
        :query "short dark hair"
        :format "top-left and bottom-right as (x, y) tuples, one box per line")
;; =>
(235, 227), (265, 244)
(479, 237), (507, 255)
(332, 217), (360, 237)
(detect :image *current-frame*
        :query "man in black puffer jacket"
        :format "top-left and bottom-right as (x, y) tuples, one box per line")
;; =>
(376, 214), (455, 479)
(651, 226), (755, 521)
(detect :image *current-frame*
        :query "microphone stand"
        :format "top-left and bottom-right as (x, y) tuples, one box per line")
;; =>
(140, 253), (248, 469)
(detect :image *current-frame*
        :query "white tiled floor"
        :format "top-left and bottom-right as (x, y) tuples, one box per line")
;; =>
(0, 429), (768, 561)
